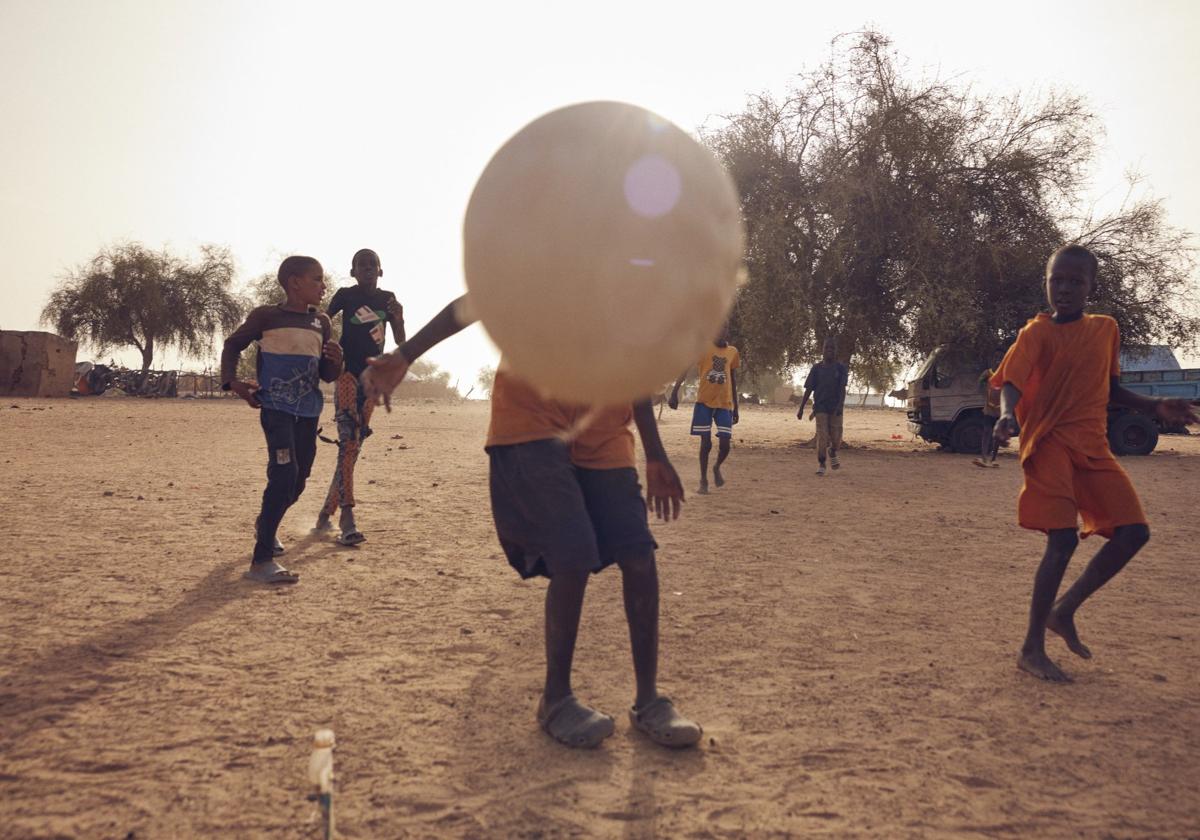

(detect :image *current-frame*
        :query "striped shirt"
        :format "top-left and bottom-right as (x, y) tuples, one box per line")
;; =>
(221, 305), (339, 417)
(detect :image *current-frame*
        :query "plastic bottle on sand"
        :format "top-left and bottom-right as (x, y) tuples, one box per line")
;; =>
(308, 729), (335, 839)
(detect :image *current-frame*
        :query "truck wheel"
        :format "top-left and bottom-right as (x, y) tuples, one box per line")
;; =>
(949, 414), (989, 454)
(1107, 413), (1159, 456)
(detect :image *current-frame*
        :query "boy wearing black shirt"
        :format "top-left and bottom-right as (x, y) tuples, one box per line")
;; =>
(315, 249), (404, 544)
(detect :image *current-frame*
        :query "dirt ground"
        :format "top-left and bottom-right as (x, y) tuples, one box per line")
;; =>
(1, 397), (1198, 839)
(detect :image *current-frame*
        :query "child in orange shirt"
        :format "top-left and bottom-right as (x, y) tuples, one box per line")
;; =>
(992, 245), (1198, 682)
(364, 296), (702, 749)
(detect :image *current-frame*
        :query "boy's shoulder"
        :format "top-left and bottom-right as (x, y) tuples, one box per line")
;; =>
(238, 303), (279, 327)
(1085, 313), (1119, 331)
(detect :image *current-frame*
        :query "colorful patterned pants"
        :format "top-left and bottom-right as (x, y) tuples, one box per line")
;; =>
(320, 371), (375, 515)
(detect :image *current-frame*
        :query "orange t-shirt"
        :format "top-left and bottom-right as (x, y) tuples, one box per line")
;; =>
(990, 313), (1120, 462)
(696, 344), (740, 409)
(485, 367), (635, 470)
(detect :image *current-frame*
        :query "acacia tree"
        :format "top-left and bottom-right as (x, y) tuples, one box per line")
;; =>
(706, 31), (1198, 384)
(477, 365), (496, 397)
(42, 243), (244, 375)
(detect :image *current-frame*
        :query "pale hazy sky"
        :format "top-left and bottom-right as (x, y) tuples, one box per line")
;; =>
(3, 0), (1198, 383)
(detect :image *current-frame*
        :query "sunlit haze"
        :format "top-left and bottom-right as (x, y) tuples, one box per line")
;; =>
(3, 0), (1199, 382)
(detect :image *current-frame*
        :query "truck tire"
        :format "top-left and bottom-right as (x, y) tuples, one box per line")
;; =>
(1107, 412), (1159, 456)
(949, 413), (989, 454)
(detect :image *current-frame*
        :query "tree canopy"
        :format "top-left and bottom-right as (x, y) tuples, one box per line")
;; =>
(42, 242), (244, 373)
(706, 31), (1198, 385)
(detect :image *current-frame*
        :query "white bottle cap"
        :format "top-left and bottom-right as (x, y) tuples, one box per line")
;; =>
(312, 729), (335, 749)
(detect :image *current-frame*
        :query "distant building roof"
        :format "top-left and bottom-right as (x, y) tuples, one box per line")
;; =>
(1120, 346), (1180, 372)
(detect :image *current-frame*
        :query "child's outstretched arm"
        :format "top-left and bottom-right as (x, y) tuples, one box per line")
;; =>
(796, 387), (812, 420)
(992, 382), (1022, 445)
(220, 308), (266, 408)
(667, 368), (691, 410)
(730, 367), (739, 424)
(362, 295), (475, 411)
(386, 294), (406, 344)
(633, 399), (685, 521)
(1110, 377), (1200, 427)
(318, 314), (343, 382)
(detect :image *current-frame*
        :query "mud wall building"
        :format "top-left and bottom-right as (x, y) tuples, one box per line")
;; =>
(0, 331), (78, 397)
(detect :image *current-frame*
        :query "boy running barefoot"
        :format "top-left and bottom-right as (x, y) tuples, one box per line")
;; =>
(222, 256), (344, 583)
(315, 249), (404, 545)
(364, 296), (702, 749)
(797, 338), (848, 476)
(667, 326), (739, 494)
(992, 245), (1198, 682)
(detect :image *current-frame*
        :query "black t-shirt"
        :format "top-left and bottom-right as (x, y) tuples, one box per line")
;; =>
(804, 360), (849, 414)
(328, 285), (399, 376)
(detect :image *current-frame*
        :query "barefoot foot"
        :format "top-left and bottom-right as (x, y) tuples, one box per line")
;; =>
(1017, 649), (1072, 682)
(1047, 608), (1093, 659)
(713, 467), (725, 488)
(697, 482), (710, 495)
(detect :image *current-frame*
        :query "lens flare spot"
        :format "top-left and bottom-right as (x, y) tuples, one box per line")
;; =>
(624, 154), (681, 218)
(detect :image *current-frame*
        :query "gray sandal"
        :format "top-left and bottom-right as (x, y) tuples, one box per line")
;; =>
(337, 530), (366, 546)
(537, 695), (614, 749)
(629, 696), (702, 748)
(244, 560), (299, 584)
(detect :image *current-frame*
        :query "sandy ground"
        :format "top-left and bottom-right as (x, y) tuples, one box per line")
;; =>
(1, 396), (1198, 839)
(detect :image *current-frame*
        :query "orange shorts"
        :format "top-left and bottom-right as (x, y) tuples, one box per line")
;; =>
(1018, 439), (1146, 539)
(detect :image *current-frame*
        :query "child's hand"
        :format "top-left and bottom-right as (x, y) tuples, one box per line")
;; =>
(993, 413), (1019, 445)
(667, 392), (679, 410)
(386, 298), (404, 321)
(362, 351), (410, 412)
(230, 380), (261, 408)
(645, 458), (685, 521)
(1155, 398), (1200, 427)
(733, 409), (740, 425)
(808, 410), (815, 421)
(323, 340), (343, 367)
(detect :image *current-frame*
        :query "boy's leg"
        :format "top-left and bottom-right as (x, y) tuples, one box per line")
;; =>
(318, 372), (360, 527)
(713, 437), (731, 486)
(616, 548), (659, 707)
(544, 568), (591, 705)
(253, 410), (300, 576)
(336, 382), (376, 537)
(1019, 528), (1079, 681)
(975, 417), (994, 467)
(489, 440), (613, 746)
(814, 413), (830, 474)
(713, 409), (732, 487)
(293, 414), (318, 501)
(579, 467), (701, 747)
(1049, 523), (1150, 659)
(829, 412), (843, 469)
(698, 433), (712, 493)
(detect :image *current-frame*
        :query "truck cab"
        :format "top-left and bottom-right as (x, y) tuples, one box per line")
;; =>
(905, 346), (993, 454)
(905, 345), (1197, 456)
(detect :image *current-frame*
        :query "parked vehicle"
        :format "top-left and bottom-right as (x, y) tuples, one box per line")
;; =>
(904, 345), (1199, 455)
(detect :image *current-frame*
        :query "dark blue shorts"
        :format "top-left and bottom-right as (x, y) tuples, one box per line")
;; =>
(691, 403), (733, 438)
(487, 438), (656, 579)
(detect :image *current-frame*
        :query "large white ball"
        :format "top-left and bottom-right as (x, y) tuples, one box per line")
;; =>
(464, 101), (745, 405)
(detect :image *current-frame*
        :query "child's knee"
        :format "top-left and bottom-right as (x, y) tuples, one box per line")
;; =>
(1047, 528), (1079, 556)
(699, 435), (713, 453)
(616, 548), (656, 577)
(1115, 523), (1150, 552)
(718, 437), (731, 453)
